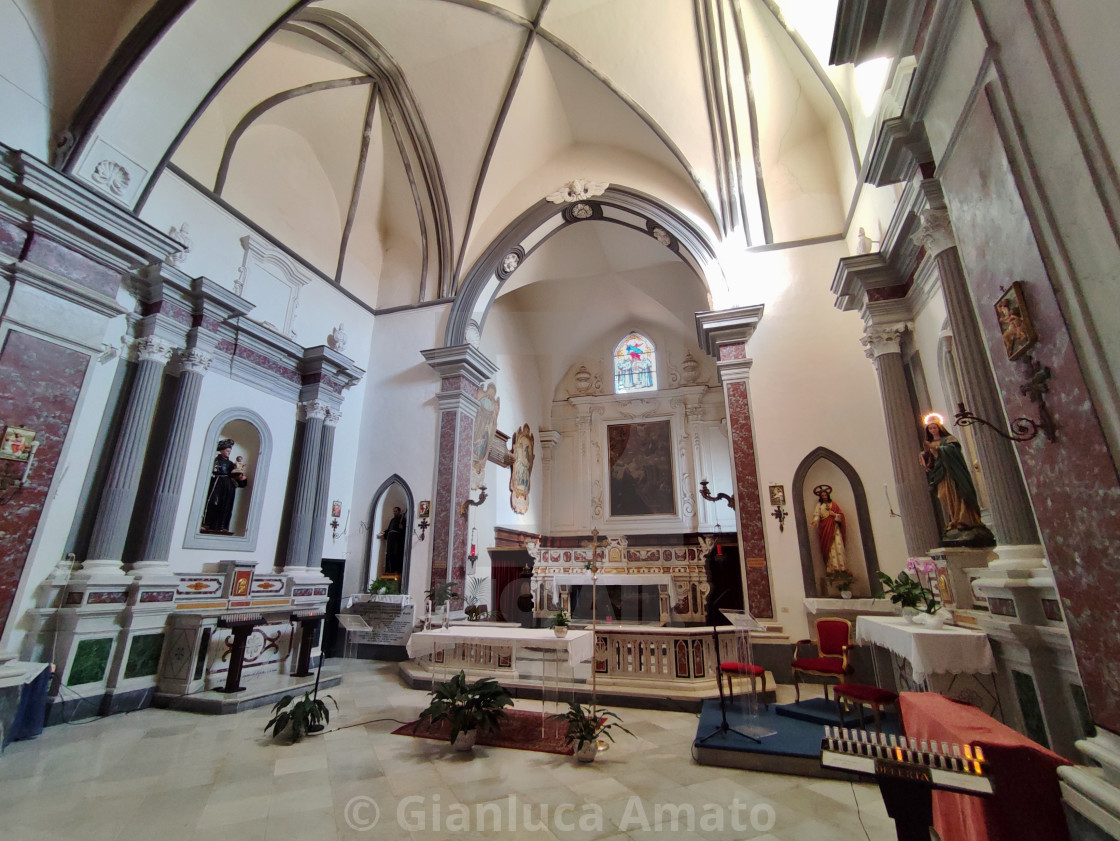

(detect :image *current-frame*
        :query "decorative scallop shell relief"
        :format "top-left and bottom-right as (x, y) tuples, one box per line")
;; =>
(91, 159), (132, 197)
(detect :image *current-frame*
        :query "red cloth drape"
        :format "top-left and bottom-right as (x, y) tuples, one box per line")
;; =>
(899, 692), (1071, 841)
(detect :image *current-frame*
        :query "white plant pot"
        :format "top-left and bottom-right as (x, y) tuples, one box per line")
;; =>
(553, 626), (568, 637)
(841, 590), (853, 600)
(575, 742), (598, 762)
(902, 606), (921, 624)
(452, 729), (477, 751)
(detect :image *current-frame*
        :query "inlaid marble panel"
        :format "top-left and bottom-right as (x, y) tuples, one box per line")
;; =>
(25, 233), (120, 297)
(725, 380), (773, 618)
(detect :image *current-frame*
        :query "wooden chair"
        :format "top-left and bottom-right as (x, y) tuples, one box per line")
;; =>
(834, 683), (898, 732)
(719, 661), (767, 704)
(791, 617), (853, 702)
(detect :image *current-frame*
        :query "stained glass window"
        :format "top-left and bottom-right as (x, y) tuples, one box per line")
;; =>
(613, 332), (657, 393)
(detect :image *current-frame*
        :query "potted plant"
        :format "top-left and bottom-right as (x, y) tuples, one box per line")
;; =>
(827, 569), (855, 599)
(551, 609), (570, 637)
(464, 576), (488, 621)
(264, 690), (337, 742)
(368, 577), (401, 596)
(426, 580), (459, 628)
(556, 701), (633, 762)
(415, 670), (513, 751)
(877, 570), (945, 624)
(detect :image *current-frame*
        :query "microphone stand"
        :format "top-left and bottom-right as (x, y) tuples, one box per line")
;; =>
(697, 590), (761, 745)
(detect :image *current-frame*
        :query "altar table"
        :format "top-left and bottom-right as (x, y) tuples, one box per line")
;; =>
(407, 626), (594, 666)
(855, 615), (996, 683)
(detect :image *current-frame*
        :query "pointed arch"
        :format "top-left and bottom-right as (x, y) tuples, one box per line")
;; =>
(444, 185), (725, 346)
(364, 473), (416, 591)
(792, 446), (881, 597)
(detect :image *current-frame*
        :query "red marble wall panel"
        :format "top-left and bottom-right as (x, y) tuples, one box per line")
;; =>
(430, 410), (458, 584)
(725, 380), (773, 618)
(24, 233), (120, 298)
(0, 218), (27, 259)
(449, 411), (475, 608)
(719, 344), (746, 361)
(942, 94), (1120, 732)
(0, 331), (89, 638)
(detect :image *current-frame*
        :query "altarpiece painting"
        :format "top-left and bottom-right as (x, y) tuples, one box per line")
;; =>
(608, 420), (675, 516)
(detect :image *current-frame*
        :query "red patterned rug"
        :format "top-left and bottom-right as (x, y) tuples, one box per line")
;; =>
(393, 709), (574, 755)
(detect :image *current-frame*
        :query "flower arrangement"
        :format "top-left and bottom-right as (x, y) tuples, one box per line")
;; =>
(368, 578), (400, 595)
(876, 570), (940, 614)
(826, 569), (855, 594)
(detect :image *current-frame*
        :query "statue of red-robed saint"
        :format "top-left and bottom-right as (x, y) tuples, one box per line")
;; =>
(810, 484), (848, 574)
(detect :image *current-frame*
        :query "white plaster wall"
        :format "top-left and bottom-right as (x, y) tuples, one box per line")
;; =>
(727, 241), (909, 641)
(0, 0), (51, 156)
(342, 303), (450, 605)
(911, 286), (951, 416)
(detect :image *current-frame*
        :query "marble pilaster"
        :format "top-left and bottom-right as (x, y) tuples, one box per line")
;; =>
(282, 400), (327, 571)
(912, 207), (1040, 546)
(81, 336), (173, 578)
(422, 345), (498, 606)
(305, 409), (340, 567)
(132, 348), (212, 577)
(695, 306), (773, 619)
(861, 323), (943, 555)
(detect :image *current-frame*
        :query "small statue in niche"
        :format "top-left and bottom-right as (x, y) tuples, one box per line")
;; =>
(377, 506), (407, 575)
(201, 438), (248, 535)
(810, 484), (848, 575)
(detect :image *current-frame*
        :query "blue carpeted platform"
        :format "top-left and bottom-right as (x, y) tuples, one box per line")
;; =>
(692, 698), (883, 778)
(774, 697), (901, 734)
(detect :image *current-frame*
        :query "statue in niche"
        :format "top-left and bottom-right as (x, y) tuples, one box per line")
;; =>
(921, 419), (995, 546)
(378, 506), (407, 575)
(201, 438), (248, 534)
(810, 484), (848, 575)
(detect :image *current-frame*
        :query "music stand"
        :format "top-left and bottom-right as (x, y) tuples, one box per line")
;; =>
(697, 608), (776, 745)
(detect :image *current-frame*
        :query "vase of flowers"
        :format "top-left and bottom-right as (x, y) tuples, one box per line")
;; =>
(877, 570), (940, 621)
(551, 609), (570, 637)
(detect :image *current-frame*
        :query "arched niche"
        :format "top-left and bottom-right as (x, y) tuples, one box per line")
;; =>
(184, 408), (273, 552)
(363, 475), (415, 591)
(792, 447), (881, 598)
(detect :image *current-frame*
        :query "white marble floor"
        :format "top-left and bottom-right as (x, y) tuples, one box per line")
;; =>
(0, 661), (898, 841)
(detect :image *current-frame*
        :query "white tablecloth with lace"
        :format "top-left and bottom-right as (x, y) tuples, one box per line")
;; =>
(855, 615), (996, 683)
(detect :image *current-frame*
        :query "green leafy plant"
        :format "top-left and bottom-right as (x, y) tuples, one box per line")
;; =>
(415, 670), (513, 743)
(551, 609), (570, 628)
(264, 691), (337, 742)
(427, 580), (458, 608)
(555, 701), (633, 751)
(877, 570), (940, 613)
(827, 569), (854, 593)
(464, 576), (488, 619)
(368, 578), (401, 595)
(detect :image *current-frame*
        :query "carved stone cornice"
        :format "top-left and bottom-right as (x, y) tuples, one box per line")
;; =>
(695, 305), (764, 362)
(860, 322), (912, 359)
(867, 116), (934, 187)
(421, 344), (499, 388)
(911, 208), (956, 257)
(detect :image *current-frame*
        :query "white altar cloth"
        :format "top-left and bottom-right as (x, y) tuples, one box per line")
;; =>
(855, 615), (996, 683)
(407, 626), (594, 664)
(549, 573), (672, 601)
(803, 598), (897, 614)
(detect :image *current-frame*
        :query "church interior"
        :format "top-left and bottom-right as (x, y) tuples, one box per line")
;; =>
(1, 1), (1119, 839)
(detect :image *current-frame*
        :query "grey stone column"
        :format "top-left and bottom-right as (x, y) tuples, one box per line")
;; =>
(913, 209), (1041, 546)
(282, 400), (327, 570)
(862, 324), (942, 555)
(132, 348), (212, 573)
(82, 337), (173, 574)
(305, 409), (340, 568)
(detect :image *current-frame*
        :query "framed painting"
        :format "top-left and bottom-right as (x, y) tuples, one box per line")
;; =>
(607, 420), (675, 516)
(0, 426), (36, 461)
(470, 382), (499, 488)
(768, 484), (786, 507)
(509, 424), (534, 514)
(994, 281), (1038, 361)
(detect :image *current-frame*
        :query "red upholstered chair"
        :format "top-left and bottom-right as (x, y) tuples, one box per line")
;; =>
(719, 661), (767, 704)
(834, 683), (898, 731)
(791, 617), (853, 702)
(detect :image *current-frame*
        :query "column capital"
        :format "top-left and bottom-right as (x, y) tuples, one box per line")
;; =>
(911, 208), (955, 257)
(300, 399), (329, 421)
(135, 336), (174, 364)
(422, 344), (499, 390)
(861, 322), (911, 359)
(179, 348), (212, 374)
(324, 408), (342, 427)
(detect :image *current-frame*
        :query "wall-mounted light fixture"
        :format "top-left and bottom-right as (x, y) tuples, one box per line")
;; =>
(468, 527), (478, 572)
(953, 354), (1057, 443)
(460, 485), (487, 517)
(699, 479), (735, 509)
